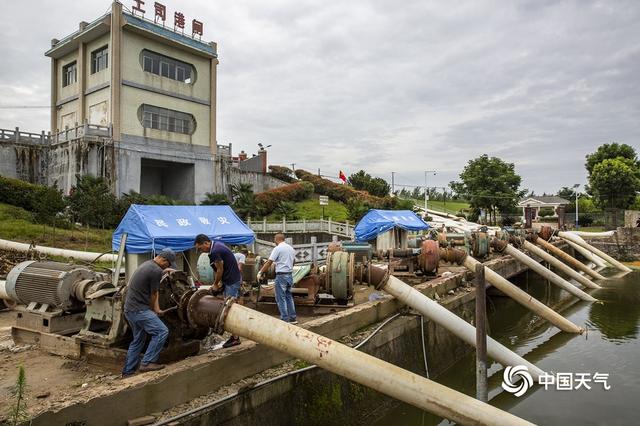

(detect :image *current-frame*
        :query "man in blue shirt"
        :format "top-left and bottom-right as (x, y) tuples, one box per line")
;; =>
(194, 234), (242, 348)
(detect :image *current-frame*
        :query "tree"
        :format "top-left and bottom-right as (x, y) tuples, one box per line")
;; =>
(200, 192), (230, 205)
(230, 183), (256, 219)
(347, 170), (390, 198)
(585, 143), (639, 175)
(273, 201), (299, 220)
(589, 157), (640, 209)
(67, 175), (116, 228)
(346, 199), (371, 222)
(450, 155), (525, 225)
(268, 165), (295, 183)
(8, 365), (28, 426)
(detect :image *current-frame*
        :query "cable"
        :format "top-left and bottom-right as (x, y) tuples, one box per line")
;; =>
(154, 313), (402, 425)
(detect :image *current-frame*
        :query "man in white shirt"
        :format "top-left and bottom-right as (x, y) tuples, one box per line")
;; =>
(234, 248), (248, 272)
(257, 234), (297, 324)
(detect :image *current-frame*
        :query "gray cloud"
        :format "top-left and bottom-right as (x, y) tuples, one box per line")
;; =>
(1, 0), (638, 194)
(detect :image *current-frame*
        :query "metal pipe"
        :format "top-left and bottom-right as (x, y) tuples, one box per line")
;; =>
(461, 255), (583, 334)
(564, 239), (607, 268)
(380, 275), (545, 381)
(475, 264), (488, 402)
(534, 238), (606, 281)
(522, 240), (601, 290)
(500, 243), (596, 302)
(558, 232), (632, 273)
(0, 280), (9, 300)
(188, 295), (534, 425)
(0, 238), (118, 263)
(572, 230), (615, 238)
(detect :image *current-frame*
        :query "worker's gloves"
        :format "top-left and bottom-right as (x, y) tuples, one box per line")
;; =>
(256, 271), (263, 282)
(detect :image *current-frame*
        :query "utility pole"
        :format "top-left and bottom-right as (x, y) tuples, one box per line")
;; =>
(573, 184), (580, 230)
(424, 170), (436, 216)
(290, 163), (296, 172)
(391, 172), (395, 196)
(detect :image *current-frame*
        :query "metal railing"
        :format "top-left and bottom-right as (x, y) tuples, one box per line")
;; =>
(247, 218), (354, 238)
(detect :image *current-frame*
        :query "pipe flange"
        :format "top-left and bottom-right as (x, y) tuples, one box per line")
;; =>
(525, 232), (538, 243)
(365, 264), (390, 290)
(439, 248), (467, 265)
(186, 288), (211, 328)
(490, 238), (508, 253)
(214, 297), (236, 335)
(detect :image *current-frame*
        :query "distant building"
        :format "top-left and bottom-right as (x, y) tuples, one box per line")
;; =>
(517, 196), (571, 220)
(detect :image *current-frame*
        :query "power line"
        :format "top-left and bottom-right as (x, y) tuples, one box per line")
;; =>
(0, 106), (49, 109)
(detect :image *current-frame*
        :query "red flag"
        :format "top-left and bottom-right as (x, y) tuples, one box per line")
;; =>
(338, 170), (347, 184)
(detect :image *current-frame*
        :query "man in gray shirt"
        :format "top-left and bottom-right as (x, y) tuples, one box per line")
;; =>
(257, 234), (297, 324)
(122, 248), (176, 377)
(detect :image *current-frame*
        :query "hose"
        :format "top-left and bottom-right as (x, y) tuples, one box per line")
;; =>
(154, 313), (402, 425)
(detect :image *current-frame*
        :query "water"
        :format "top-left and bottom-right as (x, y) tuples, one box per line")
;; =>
(375, 269), (640, 425)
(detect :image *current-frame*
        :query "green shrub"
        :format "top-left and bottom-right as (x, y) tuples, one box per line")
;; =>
(538, 207), (555, 217)
(273, 201), (299, 220)
(0, 175), (41, 212)
(268, 165), (296, 183)
(200, 192), (230, 205)
(255, 181), (314, 215)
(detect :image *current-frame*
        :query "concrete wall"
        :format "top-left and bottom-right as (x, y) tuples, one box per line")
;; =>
(212, 161), (287, 197)
(625, 210), (640, 228)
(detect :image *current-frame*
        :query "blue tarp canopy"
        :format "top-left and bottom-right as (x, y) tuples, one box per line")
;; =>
(112, 204), (255, 254)
(354, 209), (429, 242)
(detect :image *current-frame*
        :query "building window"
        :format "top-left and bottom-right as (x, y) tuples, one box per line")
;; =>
(140, 104), (196, 135)
(62, 61), (77, 87)
(141, 50), (194, 84)
(91, 46), (109, 74)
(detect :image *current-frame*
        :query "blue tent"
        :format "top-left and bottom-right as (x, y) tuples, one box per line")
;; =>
(354, 209), (429, 242)
(112, 204), (255, 254)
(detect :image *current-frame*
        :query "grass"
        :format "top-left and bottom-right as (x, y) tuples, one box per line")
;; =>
(266, 197), (349, 222)
(0, 203), (113, 253)
(404, 198), (470, 215)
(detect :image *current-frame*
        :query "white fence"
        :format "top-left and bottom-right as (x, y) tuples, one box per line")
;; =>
(253, 237), (335, 265)
(247, 218), (354, 238)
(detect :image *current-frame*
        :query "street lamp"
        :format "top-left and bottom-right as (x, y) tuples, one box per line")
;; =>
(424, 170), (437, 215)
(572, 184), (580, 230)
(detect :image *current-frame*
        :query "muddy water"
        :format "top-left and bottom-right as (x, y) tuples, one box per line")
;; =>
(375, 269), (640, 425)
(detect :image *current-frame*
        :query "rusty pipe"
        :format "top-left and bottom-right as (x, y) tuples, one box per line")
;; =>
(533, 237), (606, 281)
(185, 292), (534, 425)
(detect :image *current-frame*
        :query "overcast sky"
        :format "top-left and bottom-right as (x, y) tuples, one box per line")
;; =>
(1, 0), (638, 194)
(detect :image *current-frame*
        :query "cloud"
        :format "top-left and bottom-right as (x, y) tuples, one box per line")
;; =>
(1, 0), (638, 194)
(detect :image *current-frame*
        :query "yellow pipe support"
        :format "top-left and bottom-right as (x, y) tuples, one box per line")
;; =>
(558, 232), (632, 273)
(535, 238), (606, 281)
(462, 256), (583, 334)
(522, 240), (601, 290)
(222, 301), (536, 426)
(502, 244), (597, 302)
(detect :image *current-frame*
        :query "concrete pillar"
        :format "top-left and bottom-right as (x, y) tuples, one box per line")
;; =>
(50, 39), (58, 134)
(77, 23), (87, 124)
(110, 1), (122, 140)
(208, 44), (219, 156)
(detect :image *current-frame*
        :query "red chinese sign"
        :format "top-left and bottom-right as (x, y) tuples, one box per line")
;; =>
(132, 1), (203, 37)
(154, 2), (166, 23)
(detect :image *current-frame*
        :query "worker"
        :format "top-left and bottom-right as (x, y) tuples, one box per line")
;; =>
(121, 248), (176, 377)
(194, 234), (243, 348)
(257, 234), (297, 324)
(234, 247), (249, 272)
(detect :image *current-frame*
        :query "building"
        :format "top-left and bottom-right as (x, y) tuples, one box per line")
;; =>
(0, 1), (289, 201)
(517, 196), (571, 221)
(43, 1), (218, 201)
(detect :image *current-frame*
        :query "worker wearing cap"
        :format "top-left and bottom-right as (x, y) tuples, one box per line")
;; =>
(257, 234), (297, 324)
(121, 248), (176, 377)
(194, 234), (243, 348)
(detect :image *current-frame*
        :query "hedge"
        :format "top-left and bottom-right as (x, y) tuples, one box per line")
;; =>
(255, 181), (314, 215)
(295, 170), (400, 209)
(0, 175), (44, 211)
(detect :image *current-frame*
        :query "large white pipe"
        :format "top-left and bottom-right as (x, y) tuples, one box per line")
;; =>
(382, 275), (545, 381)
(0, 280), (9, 300)
(559, 232), (632, 273)
(462, 255), (583, 334)
(534, 238), (606, 281)
(220, 301), (534, 425)
(564, 239), (607, 268)
(0, 238), (117, 263)
(502, 244), (597, 302)
(572, 230), (615, 238)
(521, 240), (601, 290)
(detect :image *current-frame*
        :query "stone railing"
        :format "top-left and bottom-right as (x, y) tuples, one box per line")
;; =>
(247, 218), (354, 238)
(252, 236), (335, 265)
(0, 128), (50, 146)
